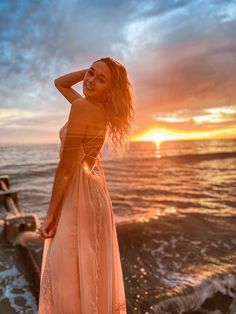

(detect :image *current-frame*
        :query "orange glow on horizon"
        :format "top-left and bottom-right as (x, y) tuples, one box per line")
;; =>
(131, 127), (178, 144)
(131, 126), (236, 143)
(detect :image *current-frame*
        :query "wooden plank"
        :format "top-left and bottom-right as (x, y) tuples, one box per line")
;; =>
(0, 176), (10, 190)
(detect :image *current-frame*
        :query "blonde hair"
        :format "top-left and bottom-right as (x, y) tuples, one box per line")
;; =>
(94, 56), (135, 153)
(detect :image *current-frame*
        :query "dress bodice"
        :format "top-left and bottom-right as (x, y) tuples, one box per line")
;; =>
(59, 121), (107, 171)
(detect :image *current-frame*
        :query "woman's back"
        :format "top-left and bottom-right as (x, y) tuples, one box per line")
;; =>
(82, 100), (108, 171)
(59, 99), (108, 172)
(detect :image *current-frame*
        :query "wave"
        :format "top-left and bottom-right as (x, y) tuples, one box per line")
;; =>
(162, 151), (236, 162)
(153, 272), (236, 314)
(116, 214), (236, 313)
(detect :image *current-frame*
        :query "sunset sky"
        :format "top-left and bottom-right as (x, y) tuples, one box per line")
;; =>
(0, 0), (236, 144)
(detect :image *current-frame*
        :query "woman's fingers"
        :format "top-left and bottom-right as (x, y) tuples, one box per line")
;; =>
(38, 225), (57, 239)
(48, 225), (57, 237)
(38, 228), (51, 239)
(39, 228), (48, 239)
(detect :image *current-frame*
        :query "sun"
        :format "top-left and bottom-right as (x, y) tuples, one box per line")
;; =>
(131, 127), (178, 144)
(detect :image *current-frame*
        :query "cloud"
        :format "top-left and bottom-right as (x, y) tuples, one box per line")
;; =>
(0, 0), (236, 143)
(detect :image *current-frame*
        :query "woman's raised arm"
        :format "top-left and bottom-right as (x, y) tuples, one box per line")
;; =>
(54, 69), (88, 87)
(54, 69), (88, 104)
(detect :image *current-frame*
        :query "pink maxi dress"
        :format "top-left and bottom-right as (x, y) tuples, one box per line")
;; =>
(38, 120), (127, 313)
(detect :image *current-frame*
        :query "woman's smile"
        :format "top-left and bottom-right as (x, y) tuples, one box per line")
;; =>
(85, 83), (95, 92)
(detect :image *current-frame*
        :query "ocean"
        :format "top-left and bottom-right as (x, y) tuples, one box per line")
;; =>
(0, 138), (236, 313)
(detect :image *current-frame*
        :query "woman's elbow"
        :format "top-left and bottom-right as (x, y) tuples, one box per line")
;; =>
(54, 79), (61, 87)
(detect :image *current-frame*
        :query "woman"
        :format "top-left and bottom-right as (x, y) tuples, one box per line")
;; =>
(38, 56), (134, 313)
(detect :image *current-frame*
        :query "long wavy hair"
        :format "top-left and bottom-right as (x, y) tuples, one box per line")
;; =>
(94, 56), (135, 153)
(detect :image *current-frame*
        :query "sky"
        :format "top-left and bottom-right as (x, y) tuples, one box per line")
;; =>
(0, 0), (236, 144)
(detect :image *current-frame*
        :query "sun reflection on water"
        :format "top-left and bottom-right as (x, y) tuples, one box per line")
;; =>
(155, 141), (161, 158)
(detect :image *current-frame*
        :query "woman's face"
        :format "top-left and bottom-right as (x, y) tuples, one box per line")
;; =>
(83, 61), (112, 103)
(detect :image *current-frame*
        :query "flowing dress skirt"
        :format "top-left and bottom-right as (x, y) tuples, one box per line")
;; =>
(38, 159), (127, 313)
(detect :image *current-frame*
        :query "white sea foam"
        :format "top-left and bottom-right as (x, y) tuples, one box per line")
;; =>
(0, 265), (37, 313)
(152, 273), (236, 314)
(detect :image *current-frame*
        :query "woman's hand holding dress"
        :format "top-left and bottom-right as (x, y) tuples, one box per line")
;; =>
(39, 212), (58, 239)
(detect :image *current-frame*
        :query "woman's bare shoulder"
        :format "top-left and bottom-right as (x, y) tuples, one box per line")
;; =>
(72, 98), (107, 130)
(71, 98), (94, 115)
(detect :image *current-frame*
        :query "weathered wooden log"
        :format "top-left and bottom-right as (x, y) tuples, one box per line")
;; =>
(4, 213), (40, 242)
(0, 175), (10, 189)
(0, 190), (19, 214)
(0, 175), (20, 214)
(12, 231), (44, 302)
(0, 175), (44, 304)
